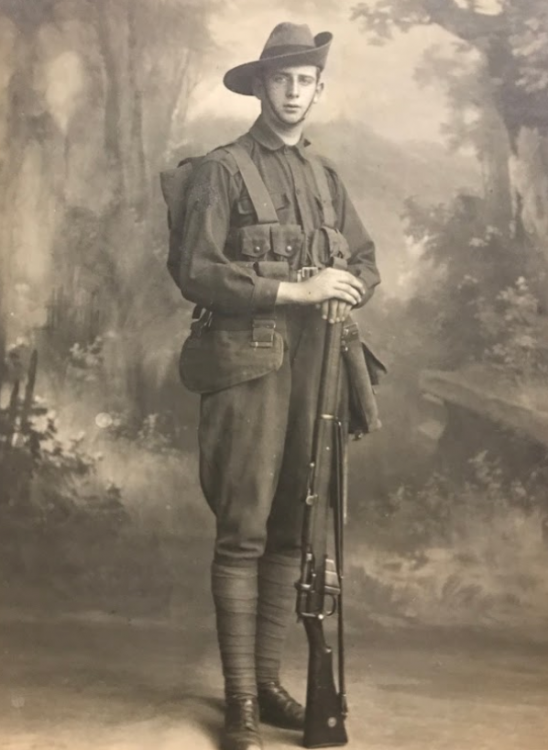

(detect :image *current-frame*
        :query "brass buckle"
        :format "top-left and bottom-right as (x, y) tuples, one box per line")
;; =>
(251, 318), (276, 348)
(297, 266), (319, 282)
(341, 321), (359, 352)
(190, 310), (212, 337)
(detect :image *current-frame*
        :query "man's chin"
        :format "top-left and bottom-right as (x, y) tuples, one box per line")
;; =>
(276, 109), (306, 126)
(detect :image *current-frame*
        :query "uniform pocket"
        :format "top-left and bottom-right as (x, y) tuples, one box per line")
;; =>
(270, 224), (304, 260)
(179, 328), (284, 394)
(239, 224), (275, 259)
(237, 191), (290, 222)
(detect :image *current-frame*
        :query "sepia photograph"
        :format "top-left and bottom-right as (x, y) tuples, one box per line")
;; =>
(0, 1), (547, 748)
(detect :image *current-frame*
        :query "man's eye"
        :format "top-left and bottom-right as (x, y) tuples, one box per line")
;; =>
(299, 77), (314, 85)
(273, 75), (287, 84)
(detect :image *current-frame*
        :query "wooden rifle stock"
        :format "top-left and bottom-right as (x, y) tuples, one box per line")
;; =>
(296, 319), (348, 748)
(303, 617), (347, 748)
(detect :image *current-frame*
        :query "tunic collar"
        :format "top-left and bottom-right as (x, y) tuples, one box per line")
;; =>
(249, 116), (311, 156)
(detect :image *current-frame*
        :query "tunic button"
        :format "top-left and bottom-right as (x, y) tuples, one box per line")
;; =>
(287, 245), (292, 251)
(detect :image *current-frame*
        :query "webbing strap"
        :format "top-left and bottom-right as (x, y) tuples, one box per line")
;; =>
(228, 143), (279, 225)
(308, 154), (337, 228)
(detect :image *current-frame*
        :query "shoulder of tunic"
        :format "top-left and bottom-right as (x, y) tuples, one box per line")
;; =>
(312, 152), (342, 181)
(306, 150), (346, 202)
(199, 142), (242, 177)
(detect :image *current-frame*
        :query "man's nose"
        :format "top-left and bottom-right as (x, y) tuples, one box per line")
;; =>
(287, 79), (299, 98)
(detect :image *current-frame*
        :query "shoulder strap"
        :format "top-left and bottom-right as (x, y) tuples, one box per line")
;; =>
(307, 154), (337, 229)
(227, 142), (279, 225)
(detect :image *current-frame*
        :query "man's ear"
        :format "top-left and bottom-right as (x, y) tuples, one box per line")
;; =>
(313, 80), (325, 104)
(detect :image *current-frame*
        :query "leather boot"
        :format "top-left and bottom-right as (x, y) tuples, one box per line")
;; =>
(257, 681), (305, 730)
(221, 696), (263, 750)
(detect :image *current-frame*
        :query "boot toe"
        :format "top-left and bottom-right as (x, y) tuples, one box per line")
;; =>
(258, 682), (305, 730)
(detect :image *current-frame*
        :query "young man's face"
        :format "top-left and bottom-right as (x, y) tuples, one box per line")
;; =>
(254, 64), (323, 127)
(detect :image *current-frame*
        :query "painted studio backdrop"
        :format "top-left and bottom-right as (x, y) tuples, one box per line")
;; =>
(1, 1), (548, 748)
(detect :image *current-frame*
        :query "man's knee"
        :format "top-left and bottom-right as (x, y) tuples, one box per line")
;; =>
(214, 519), (268, 565)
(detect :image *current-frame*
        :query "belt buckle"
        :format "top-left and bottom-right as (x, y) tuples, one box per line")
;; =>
(297, 266), (319, 282)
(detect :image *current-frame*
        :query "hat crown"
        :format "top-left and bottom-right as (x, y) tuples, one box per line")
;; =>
(260, 23), (316, 59)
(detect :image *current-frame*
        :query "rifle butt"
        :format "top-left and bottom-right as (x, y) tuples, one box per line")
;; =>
(303, 618), (348, 748)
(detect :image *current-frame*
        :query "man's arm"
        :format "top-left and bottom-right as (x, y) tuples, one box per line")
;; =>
(329, 163), (381, 307)
(302, 161), (380, 323)
(180, 156), (281, 314)
(276, 269), (364, 308)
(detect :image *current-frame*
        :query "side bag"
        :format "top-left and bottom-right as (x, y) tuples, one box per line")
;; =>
(179, 321), (285, 395)
(342, 321), (386, 437)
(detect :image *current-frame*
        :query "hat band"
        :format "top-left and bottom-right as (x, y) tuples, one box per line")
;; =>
(260, 44), (315, 60)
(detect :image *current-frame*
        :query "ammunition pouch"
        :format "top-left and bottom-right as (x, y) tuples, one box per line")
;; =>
(271, 224), (304, 260)
(253, 259), (291, 280)
(239, 224), (277, 260)
(309, 226), (351, 268)
(237, 223), (304, 263)
(341, 321), (386, 438)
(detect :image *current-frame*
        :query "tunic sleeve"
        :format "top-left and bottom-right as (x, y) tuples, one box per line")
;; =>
(326, 167), (381, 306)
(179, 158), (280, 314)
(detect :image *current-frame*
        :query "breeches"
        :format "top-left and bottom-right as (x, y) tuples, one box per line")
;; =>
(198, 308), (345, 565)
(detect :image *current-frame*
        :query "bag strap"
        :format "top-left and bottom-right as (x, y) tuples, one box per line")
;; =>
(227, 142), (279, 225)
(307, 154), (337, 229)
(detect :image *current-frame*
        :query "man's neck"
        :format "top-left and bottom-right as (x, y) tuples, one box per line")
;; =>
(260, 111), (304, 147)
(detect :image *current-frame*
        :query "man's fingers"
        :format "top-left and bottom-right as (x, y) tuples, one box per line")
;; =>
(328, 300), (340, 323)
(334, 284), (362, 305)
(339, 302), (353, 321)
(328, 269), (365, 294)
(346, 276), (365, 294)
(307, 269), (366, 307)
(323, 299), (354, 322)
(329, 301), (353, 323)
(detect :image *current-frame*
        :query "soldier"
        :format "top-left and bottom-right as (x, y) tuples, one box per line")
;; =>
(178, 22), (380, 750)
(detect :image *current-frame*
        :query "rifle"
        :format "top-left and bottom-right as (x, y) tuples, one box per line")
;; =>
(296, 317), (349, 749)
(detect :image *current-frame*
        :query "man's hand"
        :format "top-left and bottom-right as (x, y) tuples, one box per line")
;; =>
(276, 269), (365, 322)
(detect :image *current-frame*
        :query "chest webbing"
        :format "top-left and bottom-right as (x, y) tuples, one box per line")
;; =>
(227, 142), (336, 230)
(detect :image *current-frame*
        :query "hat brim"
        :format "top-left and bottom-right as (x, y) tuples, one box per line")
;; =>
(223, 32), (333, 96)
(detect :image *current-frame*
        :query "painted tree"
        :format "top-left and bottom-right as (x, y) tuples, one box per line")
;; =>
(352, 0), (548, 307)
(0, 0), (215, 413)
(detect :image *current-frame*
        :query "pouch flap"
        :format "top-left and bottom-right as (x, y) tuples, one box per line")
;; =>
(240, 224), (275, 259)
(179, 329), (284, 394)
(270, 224), (304, 259)
(323, 227), (351, 260)
(361, 340), (387, 386)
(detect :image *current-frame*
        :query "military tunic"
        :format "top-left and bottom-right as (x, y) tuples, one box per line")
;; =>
(180, 116), (380, 565)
